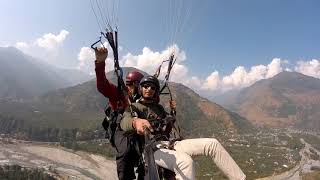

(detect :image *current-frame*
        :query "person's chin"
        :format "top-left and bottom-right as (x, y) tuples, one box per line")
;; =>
(145, 94), (153, 98)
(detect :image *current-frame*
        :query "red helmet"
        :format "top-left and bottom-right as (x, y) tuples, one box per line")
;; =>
(126, 71), (144, 84)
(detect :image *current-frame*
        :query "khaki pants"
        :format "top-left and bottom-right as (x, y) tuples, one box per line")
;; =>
(154, 138), (246, 180)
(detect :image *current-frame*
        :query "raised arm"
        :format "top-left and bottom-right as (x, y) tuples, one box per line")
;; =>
(94, 47), (118, 101)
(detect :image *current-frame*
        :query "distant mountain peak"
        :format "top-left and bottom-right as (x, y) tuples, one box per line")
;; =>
(0, 47), (90, 99)
(222, 71), (320, 131)
(0, 46), (20, 53)
(271, 71), (316, 81)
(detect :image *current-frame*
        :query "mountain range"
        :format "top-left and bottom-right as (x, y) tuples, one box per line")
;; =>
(222, 71), (320, 130)
(0, 66), (253, 139)
(1, 47), (319, 140)
(0, 48), (253, 138)
(0, 47), (91, 100)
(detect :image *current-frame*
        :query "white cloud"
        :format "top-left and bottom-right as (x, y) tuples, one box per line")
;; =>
(76, 47), (114, 75)
(121, 44), (187, 79)
(80, 43), (191, 83)
(12, 30), (70, 66)
(15, 42), (29, 49)
(295, 59), (320, 78)
(77, 46), (114, 74)
(266, 58), (282, 78)
(171, 63), (189, 82)
(202, 71), (220, 91)
(35, 30), (69, 50)
(285, 68), (292, 72)
(222, 66), (248, 90)
(176, 57), (320, 96)
(77, 47), (95, 70)
(195, 58), (285, 93)
(15, 42), (32, 54)
(185, 76), (202, 89)
(246, 65), (267, 84)
(123, 53), (138, 67)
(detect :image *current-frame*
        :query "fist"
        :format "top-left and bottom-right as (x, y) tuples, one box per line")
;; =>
(169, 100), (176, 110)
(132, 118), (153, 135)
(95, 47), (108, 62)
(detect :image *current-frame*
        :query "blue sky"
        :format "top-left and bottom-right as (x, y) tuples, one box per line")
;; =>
(1, 0), (320, 95)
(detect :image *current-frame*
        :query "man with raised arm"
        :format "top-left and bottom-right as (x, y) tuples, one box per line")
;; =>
(94, 47), (144, 180)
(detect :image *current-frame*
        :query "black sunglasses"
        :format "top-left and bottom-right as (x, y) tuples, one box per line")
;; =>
(142, 84), (156, 90)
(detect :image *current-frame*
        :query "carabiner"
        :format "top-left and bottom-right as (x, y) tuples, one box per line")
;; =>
(90, 35), (105, 50)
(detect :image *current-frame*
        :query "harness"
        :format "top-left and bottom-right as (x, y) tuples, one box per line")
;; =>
(127, 102), (177, 180)
(102, 104), (124, 147)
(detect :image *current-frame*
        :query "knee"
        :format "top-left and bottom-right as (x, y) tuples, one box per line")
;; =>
(203, 138), (220, 146)
(203, 138), (222, 153)
(175, 154), (195, 179)
(210, 138), (220, 145)
(117, 168), (136, 180)
(177, 153), (194, 170)
(117, 170), (126, 180)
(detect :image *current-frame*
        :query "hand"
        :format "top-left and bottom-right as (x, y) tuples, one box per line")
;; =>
(169, 100), (176, 110)
(95, 47), (108, 62)
(132, 118), (153, 135)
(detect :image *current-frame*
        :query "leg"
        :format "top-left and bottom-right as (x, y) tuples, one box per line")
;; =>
(114, 130), (138, 180)
(174, 138), (246, 180)
(154, 148), (195, 180)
